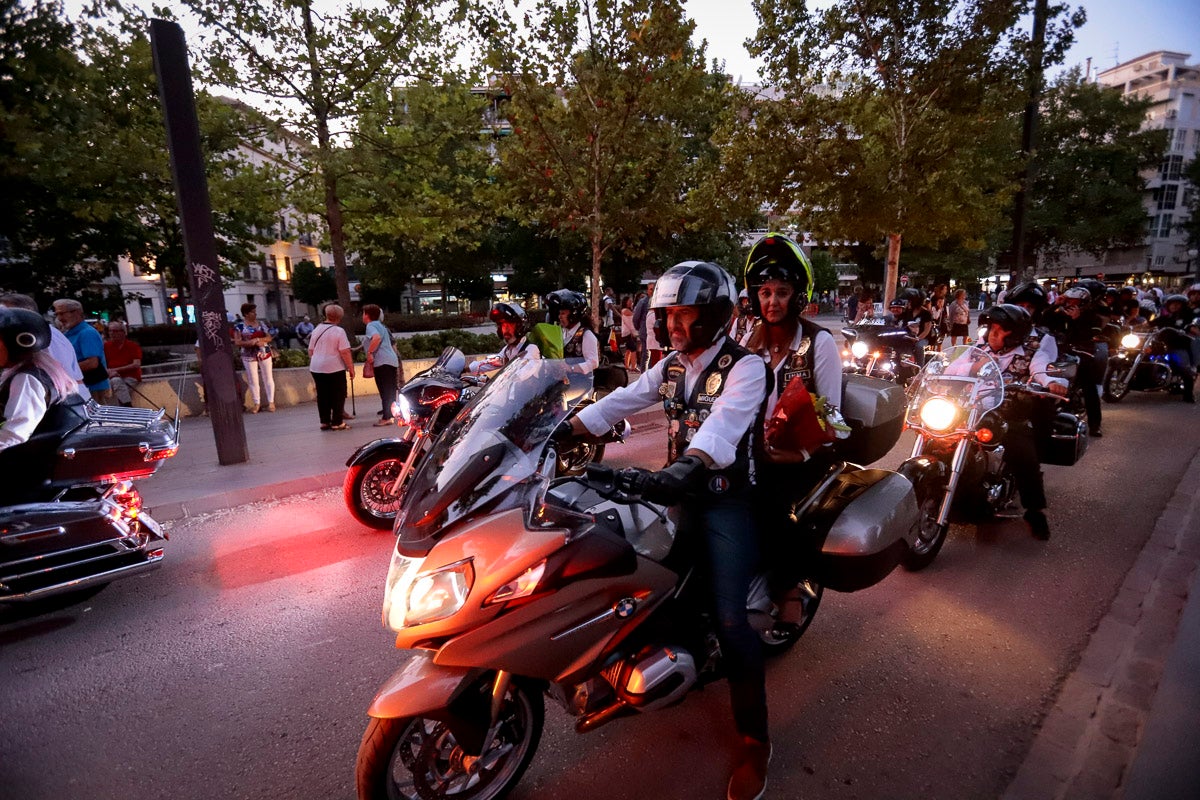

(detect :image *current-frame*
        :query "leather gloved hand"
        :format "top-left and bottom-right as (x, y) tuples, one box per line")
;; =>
(550, 420), (577, 446)
(617, 454), (706, 505)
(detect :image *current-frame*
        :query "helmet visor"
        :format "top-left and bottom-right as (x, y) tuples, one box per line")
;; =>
(652, 272), (720, 308)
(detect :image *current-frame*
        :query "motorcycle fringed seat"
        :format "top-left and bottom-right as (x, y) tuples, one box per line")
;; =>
(835, 375), (907, 466)
(1039, 411), (1088, 467)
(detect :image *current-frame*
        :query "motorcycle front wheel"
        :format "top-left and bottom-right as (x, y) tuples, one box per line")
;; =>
(343, 443), (414, 529)
(899, 461), (949, 571)
(356, 681), (544, 800)
(1103, 365), (1130, 402)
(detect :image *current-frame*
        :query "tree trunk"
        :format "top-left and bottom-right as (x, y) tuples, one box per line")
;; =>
(301, 0), (353, 325)
(884, 233), (902, 308)
(590, 232), (603, 329)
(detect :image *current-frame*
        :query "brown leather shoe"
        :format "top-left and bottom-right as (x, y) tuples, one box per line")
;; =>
(727, 736), (771, 800)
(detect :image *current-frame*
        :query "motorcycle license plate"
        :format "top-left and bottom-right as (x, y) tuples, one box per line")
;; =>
(137, 511), (167, 541)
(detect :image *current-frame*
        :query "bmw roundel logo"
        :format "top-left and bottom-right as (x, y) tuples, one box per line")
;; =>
(615, 597), (637, 618)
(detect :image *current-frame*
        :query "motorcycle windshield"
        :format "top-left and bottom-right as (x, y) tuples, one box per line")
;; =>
(907, 345), (1005, 426)
(395, 357), (593, 551)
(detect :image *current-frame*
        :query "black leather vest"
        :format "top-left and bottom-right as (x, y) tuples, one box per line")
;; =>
(658, 337), (759, 492)
(563, 326), (586, 358)
(774, 318), (827, 400)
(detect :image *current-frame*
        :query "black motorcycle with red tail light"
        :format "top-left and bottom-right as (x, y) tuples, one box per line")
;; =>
(0, 399), (178, 603)
(897, 346), (1087, 567)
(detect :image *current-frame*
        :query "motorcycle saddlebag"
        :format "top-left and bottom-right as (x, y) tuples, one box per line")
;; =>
(834, 374), (906, 465)
(811, 469), (918, 592)
(1040, 412), (1088, 467)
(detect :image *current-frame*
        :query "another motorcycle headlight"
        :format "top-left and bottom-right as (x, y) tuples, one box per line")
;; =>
(918, 397), (960, 432)
(394, 394), (413, 423)
(382, 552), (473, 631)
(1121, 333), (1140, 349)
(850, 340), (869, 359)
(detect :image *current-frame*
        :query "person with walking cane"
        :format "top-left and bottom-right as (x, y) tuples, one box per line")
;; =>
(308, 303), (355, 430)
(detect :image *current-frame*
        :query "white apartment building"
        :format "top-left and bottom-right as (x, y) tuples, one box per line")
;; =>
(116, 101), (331, 327)
(1094, 51), (1200, 285)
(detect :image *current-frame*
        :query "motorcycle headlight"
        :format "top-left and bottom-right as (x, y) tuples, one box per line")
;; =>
(382, 553), (473, 631)
(918, 397), (960, 432)
(1121, 333), (1140, 349)
(850, 340), (869, 359)
(394, 394), (413, 423)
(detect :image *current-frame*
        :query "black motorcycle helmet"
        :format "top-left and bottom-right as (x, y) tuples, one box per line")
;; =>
(1163, 294), (1189, 313)
(545, 289), (587, 326)
(979, 304), (1032, 351)
(1006, 282), (1049, 312)
(650, 260), (737, 353)
(898, 287), (924, 311)
(489, 301), (527, 337)
(743, 233), (813, 319)
(1076, 279), (1108, 305)
(0, 307), (52, 359)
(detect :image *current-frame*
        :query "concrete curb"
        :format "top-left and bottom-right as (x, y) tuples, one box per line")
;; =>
(1002, 447), (1200, 800)
(150, 408), (665, 523)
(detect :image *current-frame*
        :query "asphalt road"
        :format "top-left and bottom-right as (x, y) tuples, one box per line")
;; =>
(1, 391), (1197, 800)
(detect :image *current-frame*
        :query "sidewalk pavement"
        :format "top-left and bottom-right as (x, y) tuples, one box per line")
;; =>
(139, 331), (1199, 799)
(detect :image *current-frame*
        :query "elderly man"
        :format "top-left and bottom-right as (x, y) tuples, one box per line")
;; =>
(0, 293), (90, 399)
(53, 299), (110, 399)
(104, 321), (143, 406)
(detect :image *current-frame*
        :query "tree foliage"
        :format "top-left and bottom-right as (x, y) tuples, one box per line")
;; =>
(180, 0), (473, 317)
(485, 0), (755, 317)
(0, 1), (283, 308)
(290, 259), (336, 307)
(739, 0), (1082, 304)
(1022, 68), (1167, 262)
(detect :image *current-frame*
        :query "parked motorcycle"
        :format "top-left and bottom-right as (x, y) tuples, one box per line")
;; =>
(898, 346), (1087, 566)
(343, 348), (627, 529)
(1102, 327), (1195, 402)
(0, 400), (178, 602)
(355, 358), (925, 800)
(840, 319), (925, 386)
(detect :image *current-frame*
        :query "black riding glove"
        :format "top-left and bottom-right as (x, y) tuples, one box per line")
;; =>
(617, 454), (706, 505)
(550, 420), (577, 446)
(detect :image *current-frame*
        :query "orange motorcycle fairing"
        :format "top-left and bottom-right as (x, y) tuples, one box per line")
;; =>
(366, 650), (482, 720)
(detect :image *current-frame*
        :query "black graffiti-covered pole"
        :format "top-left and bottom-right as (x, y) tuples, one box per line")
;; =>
(150, 18), (248, 465)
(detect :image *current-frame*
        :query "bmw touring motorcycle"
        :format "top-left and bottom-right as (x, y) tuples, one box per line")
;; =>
(356, 357), (929, 799)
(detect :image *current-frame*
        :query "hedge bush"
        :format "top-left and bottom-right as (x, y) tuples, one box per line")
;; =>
(394, 330), (502, 360)
(382, 312), (488, 333)
(130, 323), (199, 346)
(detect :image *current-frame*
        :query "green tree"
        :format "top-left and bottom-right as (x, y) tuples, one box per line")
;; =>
(1183, 155), (1200, 257)
(1023, 68), (1167, 262)
(0, 2), (283, 307)
(809, 249), (839, 295)
(741, 0), (1081, 306)
(485, 0), (754, 318)
(290, 259), (336, 307)
(341, 80), (498, 303)
(181, 0), (472, 316)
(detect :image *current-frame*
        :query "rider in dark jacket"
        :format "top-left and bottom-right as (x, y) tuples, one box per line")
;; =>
(564, 261), (774, 800)
(1150, 294), (1198, 403)
(978, 305), (1067, 540)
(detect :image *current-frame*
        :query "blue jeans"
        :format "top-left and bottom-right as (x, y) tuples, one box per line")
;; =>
(679, 492), (768, 742)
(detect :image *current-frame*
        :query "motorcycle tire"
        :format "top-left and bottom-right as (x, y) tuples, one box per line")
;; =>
(754, 578), (823, 656)
(899, 461), (949, 571)
(556, 441), (605, 477)
(1102, 366), (1129, 402)
(356, 679), (544, 800)
(343, 443), (414, 530)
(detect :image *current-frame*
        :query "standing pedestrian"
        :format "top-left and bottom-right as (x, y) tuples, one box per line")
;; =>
(52, 298), (110, 401)
(362, 304), (399, 426)
(948, 288), (972, 345)
(308, 304), (355, 430)
(619, 295), (639, 371)
(233, 302), (276, 413)
(632, 285), (651, 370)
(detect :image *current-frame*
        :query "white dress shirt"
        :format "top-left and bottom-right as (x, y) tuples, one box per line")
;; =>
(0, 372), (50, 451)
(747, 325), (843, 419)
(561, 324), (600, 369)
(575, 337), (767, 469)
